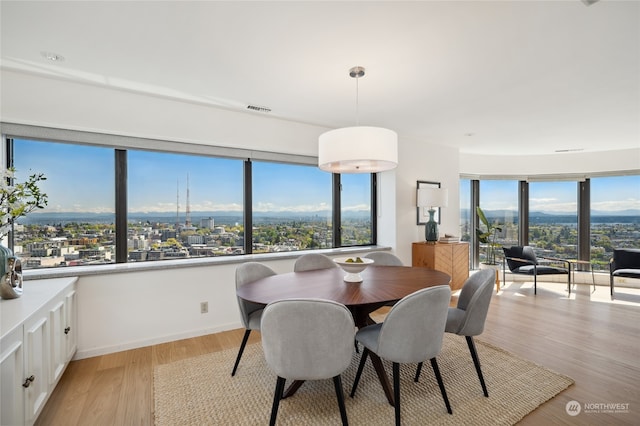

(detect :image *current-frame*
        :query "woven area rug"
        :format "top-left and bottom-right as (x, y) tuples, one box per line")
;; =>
(154, 335), (573, 425)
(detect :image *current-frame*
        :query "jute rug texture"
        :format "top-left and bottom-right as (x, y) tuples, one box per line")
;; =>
(154, 335), (573, 425)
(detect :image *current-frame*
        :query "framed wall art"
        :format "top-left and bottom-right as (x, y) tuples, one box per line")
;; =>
(416, 180), (441, 225)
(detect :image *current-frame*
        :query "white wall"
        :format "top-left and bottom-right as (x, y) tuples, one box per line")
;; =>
(460, 150), (640, 176)
(3, 70), (462, 358)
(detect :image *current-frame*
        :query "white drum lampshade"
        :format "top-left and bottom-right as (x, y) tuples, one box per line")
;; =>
(318, 126), (398, 173)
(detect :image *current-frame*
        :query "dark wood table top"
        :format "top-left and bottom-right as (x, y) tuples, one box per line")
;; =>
(236, 265), (452, 307)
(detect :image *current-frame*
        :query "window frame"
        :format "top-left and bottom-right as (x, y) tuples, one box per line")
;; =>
(2, 123), (378, 269)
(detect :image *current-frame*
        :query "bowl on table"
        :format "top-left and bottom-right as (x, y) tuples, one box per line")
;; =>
(333, 257), (375, 282)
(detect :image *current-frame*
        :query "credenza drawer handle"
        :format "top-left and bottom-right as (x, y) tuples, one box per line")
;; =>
(22, 375), (35, 388)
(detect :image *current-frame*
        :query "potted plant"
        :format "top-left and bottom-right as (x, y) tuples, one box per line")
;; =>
(0, 168), (47, 299)
(475, 206), (502, 266)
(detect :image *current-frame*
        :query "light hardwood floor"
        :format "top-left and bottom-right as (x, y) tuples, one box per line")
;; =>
(36, 280), (640, 426)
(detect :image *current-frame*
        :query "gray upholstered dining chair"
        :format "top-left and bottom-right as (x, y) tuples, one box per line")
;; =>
(364, 251), (404, 266)
(415, 269), (495, 397)
(350, 285), (452, 425)
(231, 262), (277, 376)
(261, 298), (355, 426)
(293, 253), (337, 272)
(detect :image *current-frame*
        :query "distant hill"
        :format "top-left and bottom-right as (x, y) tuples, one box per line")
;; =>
(461, 208), (640, 217)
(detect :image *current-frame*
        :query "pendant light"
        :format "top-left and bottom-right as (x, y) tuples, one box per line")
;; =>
(318, 66), (398, 173)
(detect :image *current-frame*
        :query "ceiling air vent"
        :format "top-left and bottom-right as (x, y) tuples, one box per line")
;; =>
(247, 104), (271, 113)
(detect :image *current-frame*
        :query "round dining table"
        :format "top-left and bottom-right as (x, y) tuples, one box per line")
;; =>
(236, 264), (452, 405)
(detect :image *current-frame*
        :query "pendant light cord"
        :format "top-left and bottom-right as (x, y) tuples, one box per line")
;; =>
(355, 74), (360, 126)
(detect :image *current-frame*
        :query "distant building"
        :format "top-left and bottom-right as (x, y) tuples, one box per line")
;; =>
(160, 230), (176, 241)
(200, 217), (215, 229)
(187, 235), (205, 245)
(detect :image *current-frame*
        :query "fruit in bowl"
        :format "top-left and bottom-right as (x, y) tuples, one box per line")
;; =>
(333, 257), (374, 282)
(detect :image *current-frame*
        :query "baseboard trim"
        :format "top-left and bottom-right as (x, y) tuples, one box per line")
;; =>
(73, 321), (242, 360)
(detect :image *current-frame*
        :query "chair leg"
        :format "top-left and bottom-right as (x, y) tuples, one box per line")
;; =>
(350, 348), (369, 397)
(269, 376), (286, 426)
(414, 362), (423, 382)
(393, 362), (401, 426)
(333, 375), (349, 426)
(611, 275), (615, 299)
(355, 340), (359, 353)
(231, 329), (251, 376)
(430, 358), (452, 415)
(466, 336), (488, 397)
(533, 273), (537, 295)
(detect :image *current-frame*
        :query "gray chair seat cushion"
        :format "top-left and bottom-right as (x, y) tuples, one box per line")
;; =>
(611, 268), (640, 278)
(512, 265), (568, 275)
(355, 323), (383, 351)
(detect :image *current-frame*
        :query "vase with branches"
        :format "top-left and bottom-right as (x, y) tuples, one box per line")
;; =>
(475, 206), (502, 265)
(0, 168), (48, 237)
(0, 168), (47, 299)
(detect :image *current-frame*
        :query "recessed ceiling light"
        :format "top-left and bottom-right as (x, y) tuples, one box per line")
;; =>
(41, 51), (65, 62)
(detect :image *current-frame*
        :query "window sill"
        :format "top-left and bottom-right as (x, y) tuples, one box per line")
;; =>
(22, 246), (392, 281)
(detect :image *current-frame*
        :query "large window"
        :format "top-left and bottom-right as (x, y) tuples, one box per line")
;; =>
(462, 174), (639, 271)
(340, 173), (373, 246)
(528, 181), (578, 259)
(479, 180), (519, 251)
(252, 161), (332, 252)
(127, 150), (244, 260)
(5, 131), (377, 270)
(12, 139), (114, 268)
(590, 175), (640, 270)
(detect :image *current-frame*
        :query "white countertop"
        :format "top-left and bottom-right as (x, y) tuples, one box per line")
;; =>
(1, 277), (78, 339)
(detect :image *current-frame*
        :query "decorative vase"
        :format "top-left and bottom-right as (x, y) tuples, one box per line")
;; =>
(425, 208), (438, 243)
(0, 244), (23, 299)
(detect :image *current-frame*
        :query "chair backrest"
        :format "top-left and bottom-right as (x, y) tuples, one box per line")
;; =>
(261, 298), (355, 380)
(503, 246), (538, 271)
(375, 285), (451, 364)
(235, 262), (277, 328)
(452, 269), (495, 336)
(293, 253), (337, 272)
(612, 248), (640, 270)
(364, 251), (404, 266)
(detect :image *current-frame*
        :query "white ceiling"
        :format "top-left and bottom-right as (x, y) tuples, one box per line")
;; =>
(1, 0), (638, 156)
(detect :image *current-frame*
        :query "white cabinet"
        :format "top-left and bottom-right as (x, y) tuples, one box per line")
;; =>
(23, 313), (50, 425)
(1, 277), (78, 426)
(1, 326), (25, 426)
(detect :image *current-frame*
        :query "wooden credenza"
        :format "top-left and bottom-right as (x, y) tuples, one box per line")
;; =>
(412, 242), (469, 291)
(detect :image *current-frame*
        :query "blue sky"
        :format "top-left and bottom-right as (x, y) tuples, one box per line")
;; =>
(14, 139), (371, 214)
(468, 177), (640, 213)
(15, 139), (640, 214)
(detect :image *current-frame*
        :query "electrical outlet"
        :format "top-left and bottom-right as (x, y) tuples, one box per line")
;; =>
(200, 301), (208, 314)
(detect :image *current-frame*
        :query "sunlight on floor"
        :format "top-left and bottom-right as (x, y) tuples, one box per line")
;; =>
(498, 281), (640, 306)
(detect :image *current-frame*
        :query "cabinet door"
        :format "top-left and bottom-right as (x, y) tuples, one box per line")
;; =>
(65, 289), (77, 360)
(24, 314), (50, 425)
(50, 300), (66, 385)
(1, 327), (25, 426)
